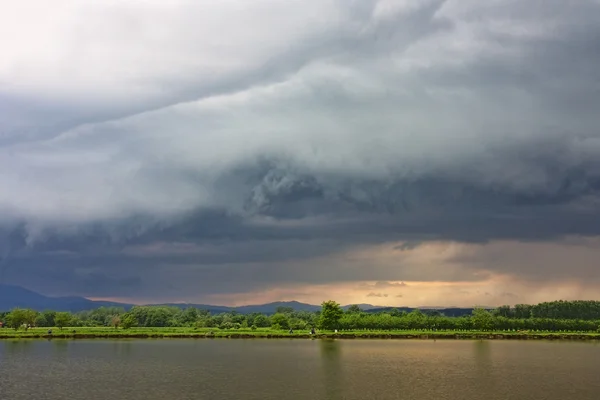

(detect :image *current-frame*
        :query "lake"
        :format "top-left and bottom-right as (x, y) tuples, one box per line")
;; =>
(1, 339), (599, 399)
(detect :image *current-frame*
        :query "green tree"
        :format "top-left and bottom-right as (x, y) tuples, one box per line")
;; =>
(405, 309), (425, 329)
(270, 313), (290, 330)
(54, 312), (72, 330)
(178, 307), (199, 326)
(389, 308), (403, 317)
(219, 321), (234, 330)
(145, 307), (173, 327)
(289, 317), (307, 330)
(42, 310), (56, 327)
(198, 315), (216, 328)
(111, 315), (121, 329)
(318, 300), (343, 330)
(492, 305), (512, 318)
(121, 313), (137, 329)
(35, 314), (49, 327)
(514, 304), (533, 319)
(276, 306), (294, 314)
(70, 315), (84, 327)
(472, 308), (494, 331)
(23, 309), (38, 328)
(347, 304), (362, 314)
(5, 298), (600, 334)
(253, 314), (270, 328)
(83, 306), (125, 326)
(6, 308), (27, 330)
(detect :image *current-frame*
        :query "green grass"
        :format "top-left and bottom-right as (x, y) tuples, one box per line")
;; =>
(1, 327), (600, 340)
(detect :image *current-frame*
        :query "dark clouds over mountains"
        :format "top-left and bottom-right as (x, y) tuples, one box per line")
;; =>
(1, 0), (600, 303)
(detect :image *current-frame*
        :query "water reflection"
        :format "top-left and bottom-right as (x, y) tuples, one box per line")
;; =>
(110, 340), (133, 357)
(2, 340), (34, 357)
(1, 339), (600, 400)
(472, 339), (499, 396)
(53, 339), (68, 355)
(320, 339), (343, 400)
(473, 340), (491, 369)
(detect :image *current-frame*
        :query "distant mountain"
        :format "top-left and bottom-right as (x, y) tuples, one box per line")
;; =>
(344, 303), (386, 311)
(160, 303), (233, 314)
(0, 284), (131, 312)
(147, 301), (321, 314)
(0, 285), (382, 314)
(162, 301), (387, 314)
(364, 306), (483, 317)
(0, 284), (481, 316)
(237, 301), (321, 313)
(365, 307), (414, 313)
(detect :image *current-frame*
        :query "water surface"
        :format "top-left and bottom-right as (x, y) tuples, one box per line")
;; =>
(1, 339), (599, 399)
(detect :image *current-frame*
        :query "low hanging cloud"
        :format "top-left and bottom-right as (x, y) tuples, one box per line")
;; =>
(1, 0), (600, 302)
(367, 292), (389, 298)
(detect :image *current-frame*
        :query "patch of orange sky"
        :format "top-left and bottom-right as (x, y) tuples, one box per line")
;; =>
(88, 278), (597, 307)
(90, 237), (600, 307)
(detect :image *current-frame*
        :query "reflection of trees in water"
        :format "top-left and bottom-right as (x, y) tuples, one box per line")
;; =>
(473, 340), (496, 389)
(51, 339), (71, 363)
(320, 339), (343, 400)
(53, 339), (69, 355)
(474, 340), (491, 367)
(111, 340), (133, 357)
(3, 340), (34, 356)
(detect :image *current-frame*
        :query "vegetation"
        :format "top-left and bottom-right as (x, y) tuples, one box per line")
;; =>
(54, 312), (72, 330)
(2, 300), (600, 339)
(318, 300), (343, 330)
(0, 326), (599, 340)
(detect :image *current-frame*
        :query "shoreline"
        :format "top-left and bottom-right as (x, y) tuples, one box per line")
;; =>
(2, 332), (600, 341)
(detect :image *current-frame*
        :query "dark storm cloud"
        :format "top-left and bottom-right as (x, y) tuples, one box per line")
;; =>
(2, 0), (600, 299)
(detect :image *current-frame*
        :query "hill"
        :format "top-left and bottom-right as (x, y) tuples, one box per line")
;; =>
(0, 285), (386, 314)
(0, 284), (479, 316)
(0, 284), (129, 312)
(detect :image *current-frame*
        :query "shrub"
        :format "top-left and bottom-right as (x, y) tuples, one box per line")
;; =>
(219, 321), (234, 330)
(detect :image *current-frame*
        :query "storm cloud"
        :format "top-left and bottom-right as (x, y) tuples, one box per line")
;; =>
(1, 0), (600, 305)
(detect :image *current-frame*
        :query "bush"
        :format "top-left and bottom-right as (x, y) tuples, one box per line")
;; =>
(194, 320), (205, 329)
(219, 321), (234, 330)
(251, 325), (257, 330)
(270, 313), (290, 330)
(121, 314), (137, 329)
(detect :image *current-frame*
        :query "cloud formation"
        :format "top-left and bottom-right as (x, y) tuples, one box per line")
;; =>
(1, 0), (600, 304)
(367, 293), (389, 298)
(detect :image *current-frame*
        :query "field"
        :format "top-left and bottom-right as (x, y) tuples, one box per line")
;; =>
(1, 326), (600, 340)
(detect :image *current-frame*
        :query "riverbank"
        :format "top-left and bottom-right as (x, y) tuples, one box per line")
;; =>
(1, 327), (600, 340)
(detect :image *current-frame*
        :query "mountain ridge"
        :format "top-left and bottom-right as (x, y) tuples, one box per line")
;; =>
(0, 284), (386, 313)
(0, 284), (476, 315)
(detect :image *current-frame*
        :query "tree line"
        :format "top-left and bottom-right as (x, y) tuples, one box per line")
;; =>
(2, 300), (600, 332)
(492, 300), (600, 320)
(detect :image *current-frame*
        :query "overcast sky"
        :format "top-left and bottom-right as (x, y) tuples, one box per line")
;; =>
(1, 0), (600, 307)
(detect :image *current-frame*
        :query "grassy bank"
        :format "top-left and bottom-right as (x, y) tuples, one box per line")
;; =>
(1, 327), (600, 340)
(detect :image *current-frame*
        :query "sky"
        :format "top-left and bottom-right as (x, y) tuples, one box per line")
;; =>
(1, 0), (600, 307)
